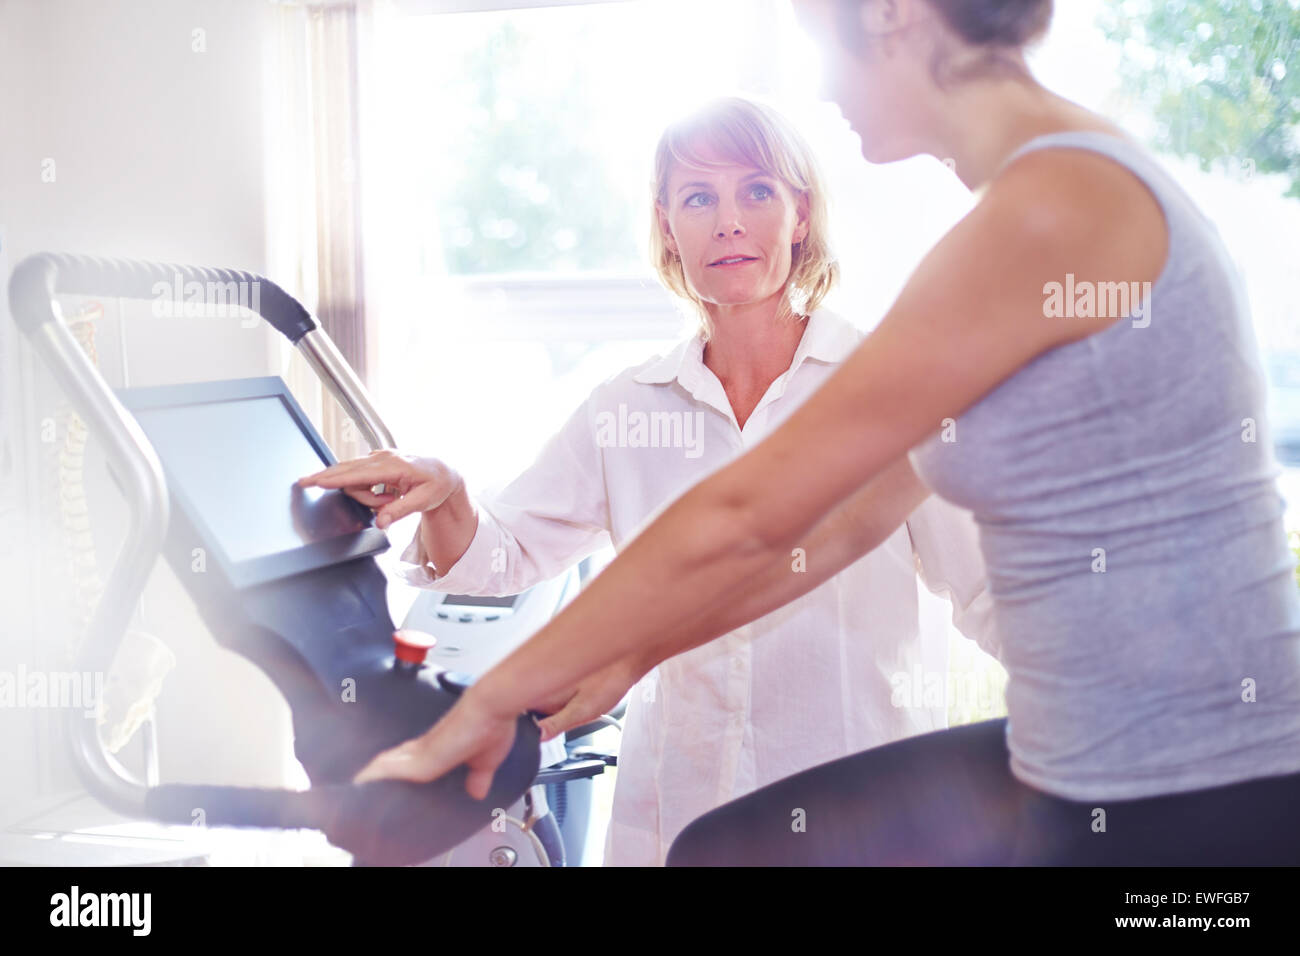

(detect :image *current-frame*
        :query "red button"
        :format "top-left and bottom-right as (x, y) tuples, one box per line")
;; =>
(392, 628), (437, 665)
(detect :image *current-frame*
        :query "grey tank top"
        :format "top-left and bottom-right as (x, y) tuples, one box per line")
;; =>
(909, 130), (1300, 801)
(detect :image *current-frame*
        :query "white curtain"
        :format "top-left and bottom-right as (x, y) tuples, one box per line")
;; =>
(266, 0), (375, 458)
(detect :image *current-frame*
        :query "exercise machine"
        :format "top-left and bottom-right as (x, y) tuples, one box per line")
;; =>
(8, 254), (615, 866)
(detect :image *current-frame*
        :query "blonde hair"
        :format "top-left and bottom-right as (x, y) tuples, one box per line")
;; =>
(649, 97), (838, 340)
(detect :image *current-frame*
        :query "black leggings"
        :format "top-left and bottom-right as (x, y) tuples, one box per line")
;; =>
(665, 718), (1300, 865)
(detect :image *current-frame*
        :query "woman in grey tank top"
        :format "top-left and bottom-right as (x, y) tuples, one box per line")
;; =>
(352, 0), (1300, 864)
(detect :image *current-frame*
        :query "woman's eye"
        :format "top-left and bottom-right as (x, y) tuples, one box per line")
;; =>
(750, 183), (774, 200)
(685, 192), (713, 208)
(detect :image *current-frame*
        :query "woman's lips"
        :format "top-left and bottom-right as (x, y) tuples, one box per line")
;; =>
(708, 256), (759, 268)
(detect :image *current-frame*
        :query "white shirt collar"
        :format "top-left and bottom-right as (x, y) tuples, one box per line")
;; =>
(632, 308), (861, 387)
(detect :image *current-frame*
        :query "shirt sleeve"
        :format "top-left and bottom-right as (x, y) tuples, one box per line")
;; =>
(904, 494), (1001, 661)
(395, 394), (613, 597)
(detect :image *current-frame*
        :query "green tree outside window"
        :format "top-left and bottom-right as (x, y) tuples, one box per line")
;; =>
(1100, 0), (1300, 198)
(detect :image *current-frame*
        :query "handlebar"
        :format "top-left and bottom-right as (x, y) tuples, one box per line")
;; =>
(7, 253), (397, 823)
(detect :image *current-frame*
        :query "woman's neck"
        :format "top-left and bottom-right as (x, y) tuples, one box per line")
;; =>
(931, 75), (1123, 192)
(702, 299), (808, 429)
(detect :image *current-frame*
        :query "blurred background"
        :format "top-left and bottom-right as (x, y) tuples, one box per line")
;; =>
(0, 0), (1296, 864)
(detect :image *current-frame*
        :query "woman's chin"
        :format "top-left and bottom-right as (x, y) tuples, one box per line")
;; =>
(852, 127), (921, 165)
(701, 289), (776, 310)
(859, 139), (914, 165)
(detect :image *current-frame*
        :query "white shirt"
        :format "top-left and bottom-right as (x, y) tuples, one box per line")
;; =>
(397, 308), (996, 866)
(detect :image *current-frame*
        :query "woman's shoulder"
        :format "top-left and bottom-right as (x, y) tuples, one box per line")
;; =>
(980, 134), (1170, 314)
(810, 307), (867, 345)
(570, 336), (700, 412)
(991, 128), (1170, 242)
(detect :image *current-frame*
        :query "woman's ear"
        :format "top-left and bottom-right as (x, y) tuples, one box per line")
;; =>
(793, 193), (811, 245)
(656, 203), (679, 257)
(860, 0), (907, 38)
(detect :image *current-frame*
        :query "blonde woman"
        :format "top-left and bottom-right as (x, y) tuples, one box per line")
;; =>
(348, 0), (1300, 866)
(302, 96), (994, 866)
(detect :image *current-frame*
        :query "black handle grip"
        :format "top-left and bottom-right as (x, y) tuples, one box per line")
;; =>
(145, 774), (535, 867)
(143, 700), (544, 866)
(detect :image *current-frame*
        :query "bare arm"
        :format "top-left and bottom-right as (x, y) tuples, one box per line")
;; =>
(533, 454), (929, 737)
(630, 454), (930, 675)
(414, 474), (479, 574)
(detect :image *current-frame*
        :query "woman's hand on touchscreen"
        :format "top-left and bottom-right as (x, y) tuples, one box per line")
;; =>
(297, 450), (462, 529)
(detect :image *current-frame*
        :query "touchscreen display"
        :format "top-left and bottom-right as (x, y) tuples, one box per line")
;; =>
(134, 395), (368, 563)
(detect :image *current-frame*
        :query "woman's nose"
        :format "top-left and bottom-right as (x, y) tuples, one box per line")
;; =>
(714, 213), (746, 239)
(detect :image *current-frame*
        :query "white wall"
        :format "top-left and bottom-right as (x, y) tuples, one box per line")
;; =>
(0, 0), (297, 828)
